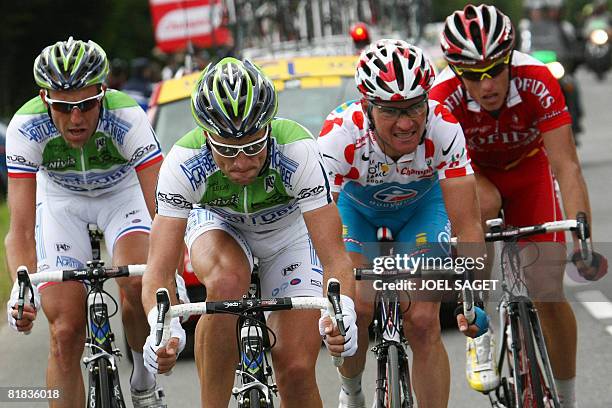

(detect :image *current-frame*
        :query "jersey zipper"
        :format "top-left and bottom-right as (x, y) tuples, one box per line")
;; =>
(80, 147), (88, 190)
(243, 185), (249, 215)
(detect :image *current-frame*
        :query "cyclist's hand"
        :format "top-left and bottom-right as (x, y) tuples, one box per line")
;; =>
(572, 250), (608, 281)
(144, 308), (186, 375)
(6, 279), (41, 333)
(456, 306), (489, 338)
(319, 294), (358, 357)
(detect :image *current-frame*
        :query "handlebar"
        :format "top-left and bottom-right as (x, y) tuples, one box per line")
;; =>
(16, 263), (146, 320)
(155, 279), (346, 367)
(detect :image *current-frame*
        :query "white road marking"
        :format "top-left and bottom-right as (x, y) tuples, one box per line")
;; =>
(575, 290), (612, 320)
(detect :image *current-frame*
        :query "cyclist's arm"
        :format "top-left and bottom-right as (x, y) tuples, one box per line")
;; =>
(5, 176), (37, 281)
(141, 214), (187, 313)
(303, 203), (355, 299)
(542, 124), (593, 242)
(439, 174), (486, 251)
(136, 161), (163, 220)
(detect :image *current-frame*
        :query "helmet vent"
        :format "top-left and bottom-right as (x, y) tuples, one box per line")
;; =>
(453, 14), (467, 39)
(375, 76), (393, 94)
(411, 70), (422, 91)
(469, 22), (483, 52)
(391, 52), (405, 90)
(465, 5), (477, 19)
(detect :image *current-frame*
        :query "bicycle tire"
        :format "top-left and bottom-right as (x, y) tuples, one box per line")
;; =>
(518, 301), (551, 408)
(247, 388), (262, 408)
(97, 358), (112, 408)
(387, 344), (402, 408)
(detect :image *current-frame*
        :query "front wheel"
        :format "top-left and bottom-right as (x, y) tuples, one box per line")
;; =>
(375, 343), (408, 408)
(97, 358), (112, 408)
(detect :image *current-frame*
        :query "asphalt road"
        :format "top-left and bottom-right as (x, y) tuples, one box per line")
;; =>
(1, 68), (611, 407)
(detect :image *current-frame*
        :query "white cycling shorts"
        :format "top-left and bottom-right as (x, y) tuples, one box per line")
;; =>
(35, 180), (151, 289)
(185, 208), (324, 298)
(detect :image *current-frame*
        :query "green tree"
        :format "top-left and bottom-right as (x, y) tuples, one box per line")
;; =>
(0, 0), (155, 119)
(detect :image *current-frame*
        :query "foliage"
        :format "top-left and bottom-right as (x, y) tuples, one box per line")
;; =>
(0, 0), (603, 119)
(0, 0), (155, 119)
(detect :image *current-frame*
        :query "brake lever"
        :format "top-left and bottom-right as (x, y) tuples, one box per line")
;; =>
(326, 278), (345, 367)
(576, 212), (592, 263)
(155, 288), (171, 347)
(16, 267), (34, 320)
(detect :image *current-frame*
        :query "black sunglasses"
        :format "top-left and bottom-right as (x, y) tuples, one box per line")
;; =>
(45, 90), (105, 114)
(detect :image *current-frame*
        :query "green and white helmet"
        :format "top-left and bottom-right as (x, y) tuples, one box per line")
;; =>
(191, 57), (278, 139)
(33, 36), (109, 90)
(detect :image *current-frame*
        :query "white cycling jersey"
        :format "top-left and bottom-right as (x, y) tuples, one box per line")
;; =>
(6, 90), (163, 197)
(156, 118), (333, 233)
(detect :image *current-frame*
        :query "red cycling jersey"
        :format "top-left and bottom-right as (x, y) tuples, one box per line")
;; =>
(430, 51), (572, 242)
(430, 51), (572, 170)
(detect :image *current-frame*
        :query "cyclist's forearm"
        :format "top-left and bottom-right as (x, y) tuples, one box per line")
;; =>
(555, 163), (593, 240)
(5, 231), (37, 281)
(142, 214), (188, 312)
(323, 252), (356, 299)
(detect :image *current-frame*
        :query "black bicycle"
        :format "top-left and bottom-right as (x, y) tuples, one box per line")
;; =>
(355, 226), (461, 408)
(482, 213), (591, 408)
(154, 274), (345, 408)
(16, 224), (145, 408)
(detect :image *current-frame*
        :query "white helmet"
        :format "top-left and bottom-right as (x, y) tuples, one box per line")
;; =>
(355, 39), (435, 101)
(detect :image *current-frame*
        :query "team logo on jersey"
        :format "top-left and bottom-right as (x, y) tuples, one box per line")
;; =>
(95, 137), (107, 151)
(265, 175), (275, 193)
(373, 186), (417, 203)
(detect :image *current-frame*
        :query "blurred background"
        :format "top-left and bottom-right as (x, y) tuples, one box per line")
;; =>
(0, 0), (603, 119)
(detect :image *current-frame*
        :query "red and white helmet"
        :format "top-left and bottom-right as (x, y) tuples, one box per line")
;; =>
(355, 39), (435, 101)
(440, 4), (515, 66)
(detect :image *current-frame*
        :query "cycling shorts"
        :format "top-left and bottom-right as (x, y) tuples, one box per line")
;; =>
(185, 209), (324, 298)
(36, 180), (151, 290)
(337, 183), (452, 259)
(473, 149), (565, 243)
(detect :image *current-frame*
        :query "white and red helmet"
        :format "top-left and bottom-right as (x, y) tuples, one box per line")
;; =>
(355, 39), (435, 101)
(440, 4), (515, 66)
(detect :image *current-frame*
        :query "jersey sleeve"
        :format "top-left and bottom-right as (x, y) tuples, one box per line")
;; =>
(317, 110), (355, 193)
(289, 138), (333, 213)
(115, 106), (164, 172)
(155, 145), (200, 218)
(429, 103), (473, 180)
(5, 114), (42, 179)
(528, 66), (573, 133)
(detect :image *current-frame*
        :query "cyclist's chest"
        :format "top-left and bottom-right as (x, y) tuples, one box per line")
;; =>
(200, 170), (293, 214)
(41, 133), (128, 172)
(459, 107), (541, 152)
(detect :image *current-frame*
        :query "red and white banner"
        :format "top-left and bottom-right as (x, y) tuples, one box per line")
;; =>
(149, 0), (232, 53)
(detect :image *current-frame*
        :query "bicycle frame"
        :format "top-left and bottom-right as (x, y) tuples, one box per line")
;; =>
(370, 287), (414, 408)
(232, 269), (277, 407)
(15, 225), (145, 408)
(84, 226), (126, 408)
(482, 216), (589, 408)
(154, 278), (345, 408)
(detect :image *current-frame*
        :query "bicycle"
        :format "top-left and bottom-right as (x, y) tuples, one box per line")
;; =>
(481, 213), (591, 408)
(354, 226), (460, 408)
(16, 224), (146, 408)
(153, 272), (346, 408)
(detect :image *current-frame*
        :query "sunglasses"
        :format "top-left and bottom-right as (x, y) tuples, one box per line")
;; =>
(207, 127), (269, 158)
(45, 89), (105, 113)
(452, 53), (511, 81)
(369, 97), (428, 121)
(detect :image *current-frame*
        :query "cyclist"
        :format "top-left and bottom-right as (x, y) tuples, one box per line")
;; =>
(317, 39), (487, 408)
(431, 4), (608, 406)
(141, 57), (358, 407)
(5, 37), (167, 407)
